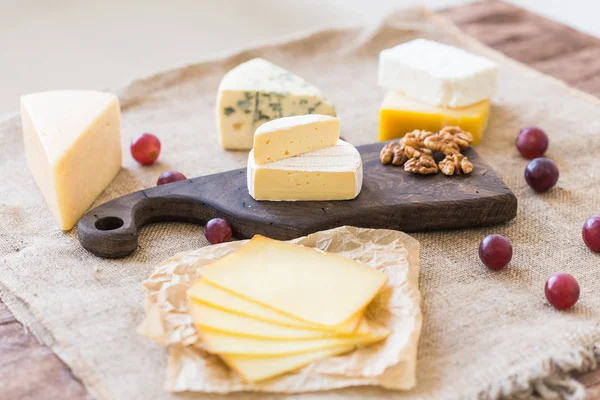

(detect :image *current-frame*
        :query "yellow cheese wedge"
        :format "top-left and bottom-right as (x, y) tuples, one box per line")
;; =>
(21, 90), (122, 230)
(253, 114), (339, 165)
(200, 235), (387, 327)
(187, 278), (363, 333)
(221, 345), (355, 382)
(379, 91), (490, 145)
(198, 321), (389, 356)
(188, 300), (369, 340)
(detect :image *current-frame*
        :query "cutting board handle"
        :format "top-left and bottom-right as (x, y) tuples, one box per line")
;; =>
(77, 178), (219, 258)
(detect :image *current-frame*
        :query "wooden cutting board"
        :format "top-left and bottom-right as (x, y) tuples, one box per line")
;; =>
(77, 143), (517, 258)
(5, 1), (600, 398)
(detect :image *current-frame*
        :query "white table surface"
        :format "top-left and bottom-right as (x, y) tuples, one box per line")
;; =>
(1, 0), (598, 115)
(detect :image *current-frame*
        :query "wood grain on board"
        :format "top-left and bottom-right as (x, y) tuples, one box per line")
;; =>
(78, 145), (516, 258)
(1, 0), (599, 398)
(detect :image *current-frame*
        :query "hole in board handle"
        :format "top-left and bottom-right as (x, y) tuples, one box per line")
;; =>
(95, 216), (124, 231)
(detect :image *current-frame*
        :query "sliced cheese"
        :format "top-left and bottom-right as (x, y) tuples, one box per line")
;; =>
(221, 345), (355, 383)
(188, 300), (368, 340)
(187, 278), (363, 333)
(199, 321), (389, 356)
(253, 114), (339, 165)
(217, 58), (336, 150)
(378, 38), (498, 107)
(21, 90), (122, 230)
(379, 91), (490, 145)
(200, 235), (387, 327)
(247, 139), (363, 201)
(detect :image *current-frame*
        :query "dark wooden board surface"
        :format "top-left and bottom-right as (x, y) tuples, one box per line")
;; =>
(2, 0), (600, 397)
(78, 145), (516, 258)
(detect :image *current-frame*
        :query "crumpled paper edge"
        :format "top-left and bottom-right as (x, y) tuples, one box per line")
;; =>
(138, 226), (422, 393)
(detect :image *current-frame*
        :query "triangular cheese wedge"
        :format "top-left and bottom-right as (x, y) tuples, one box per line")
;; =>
(21, 90), (122, 230)
(200, 235), (387, 326)
(216, 58), (336, 150)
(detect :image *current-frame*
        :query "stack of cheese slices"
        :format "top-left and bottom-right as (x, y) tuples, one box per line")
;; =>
(378, 38), (499, 145)
(247, 114), (363, 201)
(186, 235), (390, 383)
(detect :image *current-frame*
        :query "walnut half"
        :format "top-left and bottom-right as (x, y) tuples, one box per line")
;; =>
(380, 142), (408, 166)
(404, 154), (438, 175)
(439, 153), (474, 176)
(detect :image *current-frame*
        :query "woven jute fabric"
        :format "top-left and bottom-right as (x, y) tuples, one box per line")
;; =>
(0, 9), (599, 400)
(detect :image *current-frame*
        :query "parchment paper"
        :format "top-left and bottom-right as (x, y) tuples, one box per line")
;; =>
(138, 226), (422, 393)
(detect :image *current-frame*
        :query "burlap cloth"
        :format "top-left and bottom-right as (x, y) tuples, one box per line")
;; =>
(0, 8), (599, 400)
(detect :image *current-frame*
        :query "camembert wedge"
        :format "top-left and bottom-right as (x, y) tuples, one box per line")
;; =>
(200, 235), (387, 327)
(253, 114), (339, 164)
(216, 58), (336, 150)
(21, 90), (122, 230)
(247, 139), (363, 201)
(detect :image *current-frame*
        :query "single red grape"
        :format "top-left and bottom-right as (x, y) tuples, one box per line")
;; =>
(545, 273), (580, 310)
(131, 133), (161, 165)
(478, 234), (512, 270)
(516, 127), (548, 159)
(157, 171), (187, 186)
(524, 158), (559, 193)
(204, 218), (232, 244)
(582, 215), (600, 252)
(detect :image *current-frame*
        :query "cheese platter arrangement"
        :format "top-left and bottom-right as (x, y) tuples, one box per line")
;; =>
(15, 26), (598, 395)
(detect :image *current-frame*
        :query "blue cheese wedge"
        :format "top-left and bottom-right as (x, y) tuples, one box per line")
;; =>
(217, 58), (336, 150)
(247, 139), (363, 201)
(378, 39), (498, 108)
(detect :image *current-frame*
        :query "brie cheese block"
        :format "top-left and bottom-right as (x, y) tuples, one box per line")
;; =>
(247, 139), (363, 201)
(253, 114), (339, 165)
(378, 39), (498, 108)
(217, 58), (336, 150)
(21, 90), (122, 231)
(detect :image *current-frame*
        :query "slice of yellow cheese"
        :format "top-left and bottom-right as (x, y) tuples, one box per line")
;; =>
(253, 114), (340, 165)
(187, 278), (362, 333)
(221, 345), (355, 383)
(379, 91), (490, 145)
(188, 300), (369, 340)
(200, 235), (387, 327)
(199, 320), (390, 356)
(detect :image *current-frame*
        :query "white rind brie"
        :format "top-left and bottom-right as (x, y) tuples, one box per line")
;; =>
(247, 140), (363, 201)
(378, 39), (498, 108)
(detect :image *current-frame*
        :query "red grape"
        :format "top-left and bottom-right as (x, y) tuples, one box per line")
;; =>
(545, 273), (580, 310)
(204, 218), (232, 244)
(582, 215), (600, 252)
(157, 171), (187, 186)
(524, 158), (559, 193)
(516, 127), (548, 159)
(478, 234), (512, 270)
(131, 133), (161, 165)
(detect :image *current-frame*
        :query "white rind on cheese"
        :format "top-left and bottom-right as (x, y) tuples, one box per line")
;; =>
(247, 139), (363, 201)
(21, 90), (122, 231)
(378, 39), (498, 108)
(253, 114), (339, 164)
(216, 58), (336, 150)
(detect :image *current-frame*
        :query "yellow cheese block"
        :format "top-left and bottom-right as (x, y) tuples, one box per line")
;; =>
(221, 345), (355, 383)
(187, 278), (363, 333)
(198, 321), (390, 356)
(379, 91), (490, 145)
(200, 235), (387, 327)
(21, 90), (122, 230)
(188, 300), (369, 340)
(253, 115), (339, 165)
